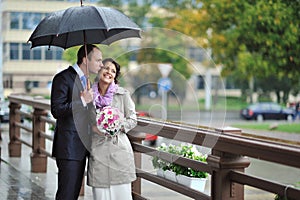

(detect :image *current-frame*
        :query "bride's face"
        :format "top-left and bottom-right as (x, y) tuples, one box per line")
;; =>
(99, 61), (116, 84)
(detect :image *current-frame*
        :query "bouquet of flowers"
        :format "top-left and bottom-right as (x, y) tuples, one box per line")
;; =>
(96, 106), (123, 137)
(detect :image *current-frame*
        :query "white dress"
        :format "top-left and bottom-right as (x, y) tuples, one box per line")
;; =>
(92, 183), (132, 200)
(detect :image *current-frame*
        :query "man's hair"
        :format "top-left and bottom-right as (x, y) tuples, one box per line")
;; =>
(77, 44), (100, 65)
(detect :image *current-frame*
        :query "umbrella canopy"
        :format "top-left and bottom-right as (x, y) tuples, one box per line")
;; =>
(28, 5), (141, 49)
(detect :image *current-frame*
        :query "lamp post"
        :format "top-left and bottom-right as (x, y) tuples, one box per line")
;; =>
(157, 63), (172, 120)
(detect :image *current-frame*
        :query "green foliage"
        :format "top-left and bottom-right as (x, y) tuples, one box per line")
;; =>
(199, 0), (300, 102)
(198, 96), (248, 111)
(232, 123), (300, 134)
(62, 46), (80, 65)
(49, 124), (55, 131)
(151, 144), (171, 170)
(148, 0), (297, 103)
(152, 143), (208, 178)
(274, 194), (287, 200)
(92, 0), (300, 105)
(257, 94), (272, 103)
(98, 0), (152, 28)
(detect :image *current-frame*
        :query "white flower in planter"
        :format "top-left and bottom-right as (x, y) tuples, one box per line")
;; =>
(152, 143), (208, 178)
(152, 143), (208, 192)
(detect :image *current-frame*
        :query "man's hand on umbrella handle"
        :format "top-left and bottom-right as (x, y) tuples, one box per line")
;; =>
(81, 89), (93, 104)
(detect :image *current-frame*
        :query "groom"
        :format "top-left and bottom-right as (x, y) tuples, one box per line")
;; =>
(51, 44), (103, 199)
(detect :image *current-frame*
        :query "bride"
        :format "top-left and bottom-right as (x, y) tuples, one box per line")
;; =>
(87, 58), (137, 200)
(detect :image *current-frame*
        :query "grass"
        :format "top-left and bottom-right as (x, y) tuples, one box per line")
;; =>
(136, 96), (249, 111)
(232, 122), (300, 134)
(206, 96), (249, 111)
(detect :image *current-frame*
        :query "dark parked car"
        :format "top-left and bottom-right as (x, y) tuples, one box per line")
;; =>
(0, 101), (9, 123)
(240, 102), (295, 121)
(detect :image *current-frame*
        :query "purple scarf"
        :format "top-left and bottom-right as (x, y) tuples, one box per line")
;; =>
(92, 81), (118, 108)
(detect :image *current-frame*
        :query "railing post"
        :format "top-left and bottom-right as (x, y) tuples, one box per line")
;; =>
(8, 102), (22, 157)
(30, 108), (48, 172)
(207, 150), (250, 200)
(128, 131), (146, 197)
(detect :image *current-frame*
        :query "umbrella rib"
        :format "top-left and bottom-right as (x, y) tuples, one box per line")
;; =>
(94, 7), (109, 30)
(64, 33), (69, 49)
(48, 35), (54, 50)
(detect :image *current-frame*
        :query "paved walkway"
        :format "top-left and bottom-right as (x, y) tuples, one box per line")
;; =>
(1, 122), (298, 200)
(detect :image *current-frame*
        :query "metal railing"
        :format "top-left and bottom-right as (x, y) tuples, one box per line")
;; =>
(7, 94), (300, 200)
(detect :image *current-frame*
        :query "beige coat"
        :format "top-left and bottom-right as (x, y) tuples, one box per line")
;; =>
(87, 86), (137, 187)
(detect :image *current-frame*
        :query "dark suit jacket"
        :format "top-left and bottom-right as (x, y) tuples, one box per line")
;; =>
(51, 66), (93, 160)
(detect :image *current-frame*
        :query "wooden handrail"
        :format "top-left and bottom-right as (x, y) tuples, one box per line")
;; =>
(14, 121), (32, 132)
(14, 136), (31, 148)
(39, 115), (55, 125)
(230, 171), (300, 199)
(136, 168), (211, 200)
(134, 118), (300, 168)
(39, 130), (54, 141)
(7, 94), (300, 200)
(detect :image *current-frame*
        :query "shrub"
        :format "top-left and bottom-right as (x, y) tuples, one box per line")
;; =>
(152, 143), (208, 178)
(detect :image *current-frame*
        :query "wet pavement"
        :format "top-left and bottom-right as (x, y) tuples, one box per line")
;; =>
(0, 159), (52, 200)
(1, 121), (299, 200)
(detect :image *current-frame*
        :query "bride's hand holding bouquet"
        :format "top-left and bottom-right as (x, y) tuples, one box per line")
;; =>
(95, 106), (123, 137)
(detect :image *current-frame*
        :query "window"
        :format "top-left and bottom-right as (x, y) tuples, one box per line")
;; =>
(22, 13), (42, 30)
(45, 49), (53, 60)
(33, 81), (39, 88)
(55, 48), (63, 60)
(33, 48), (42, 60)
(260, 104), (270, 111)
(10, 12), (45, 30)
(45, 47), (63, 60)
(9, 43), (63, 61)
(188, 47), (205, 62)
(10, 12), (20, 29)
(3, 75), (13, 89)
(10, 43), (19, 60)
(22, 43), (31, 60)
(197, 75), (204, 89)
(22, 43), (41, 60)
(270, 104), (281, 112)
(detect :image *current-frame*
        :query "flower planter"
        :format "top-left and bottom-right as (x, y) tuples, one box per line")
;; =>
(157, 168), (164, 178)
(164, 170), (177, 182)
(177, 174), (207, 192)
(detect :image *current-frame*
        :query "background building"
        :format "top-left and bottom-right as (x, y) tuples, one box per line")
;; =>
(1, 0), (238, 110)
(0, 0), (97, 98)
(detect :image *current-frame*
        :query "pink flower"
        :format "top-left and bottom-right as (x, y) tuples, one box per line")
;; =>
(96, 106), (122, 136)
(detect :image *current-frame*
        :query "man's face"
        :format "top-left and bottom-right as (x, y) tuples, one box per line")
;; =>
(88, 48), (103, 74)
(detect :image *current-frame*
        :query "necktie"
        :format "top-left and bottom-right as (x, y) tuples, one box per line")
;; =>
(80, 75), (87, 90)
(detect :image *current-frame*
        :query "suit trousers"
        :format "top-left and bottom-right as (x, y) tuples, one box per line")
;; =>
(55, 159), (86, 200)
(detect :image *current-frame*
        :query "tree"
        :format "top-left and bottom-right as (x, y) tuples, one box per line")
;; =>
(156, 0), (299, 104)
(199, 0), (300, 103)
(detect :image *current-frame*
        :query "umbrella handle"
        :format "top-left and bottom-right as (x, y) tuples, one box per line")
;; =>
(83, 31), (91, 90)
(87, 77), (90, 90)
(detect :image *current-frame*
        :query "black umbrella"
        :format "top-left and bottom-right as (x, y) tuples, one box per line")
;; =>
(28, 5), (141, 49)
(28, 4), (141, 88)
